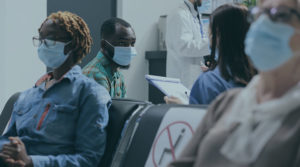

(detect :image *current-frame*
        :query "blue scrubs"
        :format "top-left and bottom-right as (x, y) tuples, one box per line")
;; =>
(189, 66), (244, 105)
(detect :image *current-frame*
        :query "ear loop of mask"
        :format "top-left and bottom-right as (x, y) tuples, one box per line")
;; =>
(104, 40), (113, 47)
(103, 40), (115, 59)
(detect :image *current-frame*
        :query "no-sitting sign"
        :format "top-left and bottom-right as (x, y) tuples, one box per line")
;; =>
(145, 107), (207, 167)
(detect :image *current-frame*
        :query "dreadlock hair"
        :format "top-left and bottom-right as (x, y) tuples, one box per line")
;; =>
(39, 11), (93, 64)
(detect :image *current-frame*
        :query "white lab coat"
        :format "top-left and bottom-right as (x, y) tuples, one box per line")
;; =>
(166, 0), (210, 89)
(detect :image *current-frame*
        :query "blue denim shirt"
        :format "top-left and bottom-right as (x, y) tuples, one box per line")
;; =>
(0, 65), (111, 167)
(190, 66), (244, 105)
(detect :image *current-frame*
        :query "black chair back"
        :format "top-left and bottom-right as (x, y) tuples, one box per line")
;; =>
(120, 104), (207, 167)
(99, 98), (151, 167)
(0, 92), (20, 135)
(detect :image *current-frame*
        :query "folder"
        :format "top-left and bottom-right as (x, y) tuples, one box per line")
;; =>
(145, 75), (190, 104)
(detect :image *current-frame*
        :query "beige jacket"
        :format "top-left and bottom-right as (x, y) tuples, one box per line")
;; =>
(169, 89), (300, 167)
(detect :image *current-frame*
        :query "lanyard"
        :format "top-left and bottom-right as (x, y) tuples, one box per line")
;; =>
(185, 1), (205, 39)
(199, 19), (204, 39)
(192, 16), (205, 39)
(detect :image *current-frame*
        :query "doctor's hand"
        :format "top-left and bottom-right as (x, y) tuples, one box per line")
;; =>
(0, 137), (32, 167)
(164, 96), (184, 104)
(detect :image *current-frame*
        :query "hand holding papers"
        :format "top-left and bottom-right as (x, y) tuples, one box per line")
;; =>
(145, 75), (191, 104)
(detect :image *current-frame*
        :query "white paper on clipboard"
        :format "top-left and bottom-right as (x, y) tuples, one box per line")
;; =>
(145, 75), (190, 104)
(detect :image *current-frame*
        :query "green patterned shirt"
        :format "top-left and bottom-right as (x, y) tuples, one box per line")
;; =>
(83, 52), (126, 98)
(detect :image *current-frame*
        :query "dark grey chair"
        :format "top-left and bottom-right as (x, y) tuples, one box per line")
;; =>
(99, 98), (151, 167)
(112, 104), (207, 167)
(0, 92), (20, 135)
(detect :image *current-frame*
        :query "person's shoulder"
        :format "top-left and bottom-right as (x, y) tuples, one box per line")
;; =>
(83, 53), (108, 71)
(75, 74), (108, 90)
(198, 70), (215, 79)
(78, 73), (104, 88)
(83, 61), (109, 80)
(12, 86), (42, 108)
(168, 3), (190, 19)
(211, 88), (243, 109)
(214, 88), (243, 103)
(83, 60), (102, 74)
(77, 75), (111, 103)
(196, 70), (220, 87)
(207, 88), (243, 118)
(190, 71), (224, 104)
(15, 88), (35, 102)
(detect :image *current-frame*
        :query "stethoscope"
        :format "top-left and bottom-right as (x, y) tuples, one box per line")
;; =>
(184, 1), (205, 38)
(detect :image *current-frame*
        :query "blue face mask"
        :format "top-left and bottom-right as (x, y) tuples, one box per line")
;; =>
(245, 15), (299, 71)
(112, 46), (137, 66)
(38, 39), (71, 69)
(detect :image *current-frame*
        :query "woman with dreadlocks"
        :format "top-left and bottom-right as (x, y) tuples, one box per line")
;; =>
(0, 11), (111, 167)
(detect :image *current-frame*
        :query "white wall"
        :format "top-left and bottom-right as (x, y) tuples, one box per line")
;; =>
(0, 0), (6, 112)
(0, 0), (47, 112)
(118, 0), (182, 101)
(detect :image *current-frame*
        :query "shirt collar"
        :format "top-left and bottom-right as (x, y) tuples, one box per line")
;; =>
(96, 51), (111, 66)
(64, 65), (82, 81)
(97, 51), (121, 75)
(35, 65), (82, 87)
(184, 0), (199, 18)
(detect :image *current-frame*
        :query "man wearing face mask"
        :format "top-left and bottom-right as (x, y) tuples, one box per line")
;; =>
(83, 18), (136, 98)
(0, 11), (110, 167)
(166, 0), (210, 89)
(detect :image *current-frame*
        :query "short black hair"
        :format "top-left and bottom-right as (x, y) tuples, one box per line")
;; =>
(101, 18), (131, 40)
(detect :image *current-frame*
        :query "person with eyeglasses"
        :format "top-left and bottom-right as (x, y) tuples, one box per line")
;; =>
(83, 18), (137, 98)
(0, 11), (111, 167)
(168, 0), (300, 166)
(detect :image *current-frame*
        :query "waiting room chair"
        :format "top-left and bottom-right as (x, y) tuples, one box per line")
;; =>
(99, 98), (151, 167)
(0, 92), (20, 135)
(111, 104), (207, 167)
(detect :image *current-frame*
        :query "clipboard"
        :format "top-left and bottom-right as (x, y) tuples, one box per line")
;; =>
(145, 75), (191, 104)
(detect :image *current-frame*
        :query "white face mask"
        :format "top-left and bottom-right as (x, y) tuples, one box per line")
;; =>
(104, 40), (137, 66)
(245, 15), (300, 71)
(112, 46), (137, 66)
(38, 39), (71, 69)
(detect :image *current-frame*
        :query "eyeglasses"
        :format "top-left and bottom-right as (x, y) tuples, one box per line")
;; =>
(32, 36), (57, 47)
(248, 6), (300, 23)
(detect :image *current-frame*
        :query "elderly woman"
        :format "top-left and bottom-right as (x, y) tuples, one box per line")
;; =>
(168, 0), (300, 166)
(0, 12), (110, 167)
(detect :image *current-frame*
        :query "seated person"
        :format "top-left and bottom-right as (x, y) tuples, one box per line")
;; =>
(165, 4), (257, 105)
(83, 18), (137, 98)
(0, 11), (111, 167)
(169, 0), (300, 166)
